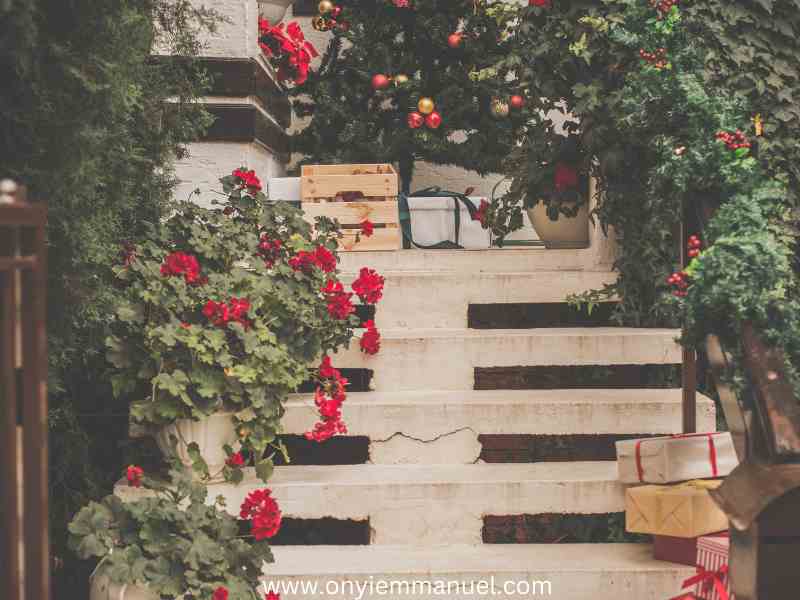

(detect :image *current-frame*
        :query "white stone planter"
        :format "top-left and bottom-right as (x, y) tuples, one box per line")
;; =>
(259, 0), (296, 23)
(90, 572), (158, 600)
(155, 413), (239, 472)
(526, 201), (590, 249)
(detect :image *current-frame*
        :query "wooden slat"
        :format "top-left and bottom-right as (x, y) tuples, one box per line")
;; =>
(301, 164), (399, 200)
(302, 201), (399, 225)
(337, 227), (400, 252)
(301, 164), (397, 176)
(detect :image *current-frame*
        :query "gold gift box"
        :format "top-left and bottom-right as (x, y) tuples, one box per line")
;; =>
(625, 479), (728, 538)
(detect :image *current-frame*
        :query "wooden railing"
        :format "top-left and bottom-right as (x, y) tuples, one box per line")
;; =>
(681, 198), (697, 433)
(0, 180), (49, 600)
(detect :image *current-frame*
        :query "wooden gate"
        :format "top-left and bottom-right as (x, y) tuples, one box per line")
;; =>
(0, 180), (49, 600)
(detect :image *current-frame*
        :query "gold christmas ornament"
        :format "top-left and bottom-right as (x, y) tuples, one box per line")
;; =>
(418, 97), (436, 115)
(490, 98), (510, 118)
(393, 74), (410, 87)
(312, 15), (332, 31)
(318, 0), (335, 14)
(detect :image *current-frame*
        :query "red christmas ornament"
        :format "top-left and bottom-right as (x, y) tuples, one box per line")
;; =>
(447, 33), (463, 48)
(425, 111), (442, 129)
(509, 95), (525, 109)
(371, 74), (390, 90)
(407, 112), (425, 129)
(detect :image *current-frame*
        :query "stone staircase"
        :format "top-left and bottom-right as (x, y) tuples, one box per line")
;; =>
(249, 248), (715, 597)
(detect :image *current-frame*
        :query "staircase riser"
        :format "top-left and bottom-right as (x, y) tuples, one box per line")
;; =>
(338, 332), (682, 391)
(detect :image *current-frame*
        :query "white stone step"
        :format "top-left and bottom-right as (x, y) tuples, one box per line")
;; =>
(342, 270), (618, 328)
(339, 247), (601, 273)
(283, 389), (716, 464)
(337, 327), (682, 391)
(264, 543), (693, 600)
(182, 462), (626, 545)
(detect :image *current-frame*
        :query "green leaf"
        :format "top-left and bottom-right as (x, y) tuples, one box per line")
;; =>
(254, 458), (274, 483)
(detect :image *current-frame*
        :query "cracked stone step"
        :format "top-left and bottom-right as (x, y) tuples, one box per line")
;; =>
(339, 247), (601, 273)
(283, 389), (716, 464)
(116, 463), (627, 545)
(336, 327), (682, 391)
(264, 543), (693, 600)
(341, 270), (618, 328)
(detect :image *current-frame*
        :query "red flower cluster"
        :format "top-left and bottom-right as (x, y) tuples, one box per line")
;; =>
(213, 588), (228, 600)
(306, 356), (349, 442)
(126, 465), (144, 488)
(651, 0), (677, 18)
(240, 488), (282, 540)
(258, 20), (318, 85)
(289, 246), (337, 274)
(554, 163), (579, 192)
(472, 199), (490, 227)
(203, 297), (251, 329)
(392, 0), (411, 7)
(351, 268), (385, 305)
(266, 593), (280, 600)
(716, 130), (751, 151)
(360, 220), (375, 238)
(226, 451), (246, 469)
(667, 270), (690, 297)
(529, 0), (550, 6)
(687, 235), (702, 259)
(639, 47), (669, 69)
(258, 234), (283, 268)
(232, 168), (262, 192)
(161, 252), (202, 285)
(322, 280), (355, 320)
(360, 320), (381, 355)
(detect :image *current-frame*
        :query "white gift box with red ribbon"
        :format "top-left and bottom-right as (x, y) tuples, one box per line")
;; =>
(679, 534), (734, 600)
(616, 432), (738, 484)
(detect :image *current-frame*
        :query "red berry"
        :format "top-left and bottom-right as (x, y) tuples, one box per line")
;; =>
(371, 74), (390, 90)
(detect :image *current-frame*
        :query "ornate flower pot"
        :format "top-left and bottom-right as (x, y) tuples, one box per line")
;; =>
(527, 201), (590, 249)
(90, 572), (158, 600)
(259, 0), (296, 23)
(155, 413), (239, 473)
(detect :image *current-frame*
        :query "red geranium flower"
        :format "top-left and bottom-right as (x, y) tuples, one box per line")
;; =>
(529, 0), (550, 6)
(160, 251), (202, 285)
(319, 355), (339, 380)
(258, 234), (283, 268)
(258, 20), (318, 85)
(213, 588), (229, 600)
(360, 320), (381, 355)
(240, 489), (282, 540)
(232, 168), (262, 192)
(322, 280), (355, 320)
(351, 268), (385, 305)
(472, 199), (490, 227)
(226, 452), (246, 468)
(313, 245), (337, 273)
(266, 593), (281, 600)
(554, 163), (579, 192)
(203, 297), (251, 328)
(360, 220), (375, 237)
(126, 465), (144, 488)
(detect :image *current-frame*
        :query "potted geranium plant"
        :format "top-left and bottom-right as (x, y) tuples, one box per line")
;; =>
(109, 169), (382, 483)
(70, 460), (278, 600)
(488, 133), (592, 248)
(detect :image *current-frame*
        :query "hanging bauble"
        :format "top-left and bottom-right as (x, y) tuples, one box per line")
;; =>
(318, 0), (335, 14)
(447, 33), (463, 48)
(331, 5), (343, 17)
(490, 98), (510, 118)
(312, 15), (332, 31)
(393, 74), (410, 87)
(418, 97), (436, 115)
(407, 112), (425, 129)
(425, 111), (442, 129)
(371, 74), (391, 90)
(509, 95), (525, 109)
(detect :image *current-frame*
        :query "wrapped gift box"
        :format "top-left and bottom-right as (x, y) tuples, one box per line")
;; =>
(625, 480), (729, 537)
(686, 534), (733, 600)
(616, 432), (738, 484)
(406, 196), (491, 249)
(654, 531), (728, 566)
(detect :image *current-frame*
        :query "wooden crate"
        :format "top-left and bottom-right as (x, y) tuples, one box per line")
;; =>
(300, 164), (400, 252)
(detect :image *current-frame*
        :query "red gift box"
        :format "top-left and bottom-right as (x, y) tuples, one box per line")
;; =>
(679, 535), (733, 600)
(654, 531), (728, 566)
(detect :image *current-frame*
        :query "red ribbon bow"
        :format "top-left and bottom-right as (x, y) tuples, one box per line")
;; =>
(635, 433), (719, 483)
(681, 564), (729, 600)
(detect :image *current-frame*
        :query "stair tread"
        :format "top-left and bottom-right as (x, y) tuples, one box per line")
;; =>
(352, 327), (679, 339)
(267, 543), (691, 576)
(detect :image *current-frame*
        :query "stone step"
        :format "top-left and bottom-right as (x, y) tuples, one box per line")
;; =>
(336, 327), (682, 391)
(341, 270), (617, 328)
(264, 543), (692, 600)
(339, 247), (601, 273)
(283, 389), (716, 464)
(161, 462), (626, 545)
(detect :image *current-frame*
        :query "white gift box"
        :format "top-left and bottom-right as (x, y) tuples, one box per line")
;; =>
(616, 432), (738, 484)
(694, 534), (734, 600)
(268, 177), (301, 202)
(406, 196), (491, 249)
